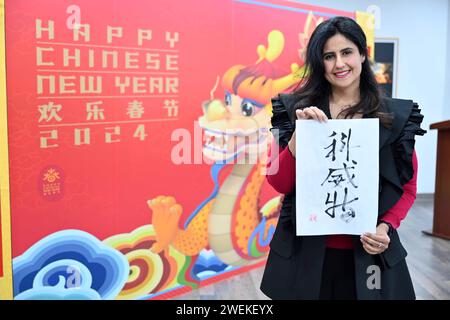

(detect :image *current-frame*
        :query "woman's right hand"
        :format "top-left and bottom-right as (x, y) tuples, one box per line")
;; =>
(287, 106), (328, 157)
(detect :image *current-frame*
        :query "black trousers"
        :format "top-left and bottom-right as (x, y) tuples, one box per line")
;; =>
(319, 248), (357, 300)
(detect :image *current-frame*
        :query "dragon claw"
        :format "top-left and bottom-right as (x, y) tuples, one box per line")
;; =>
(148, 196), (182, 252)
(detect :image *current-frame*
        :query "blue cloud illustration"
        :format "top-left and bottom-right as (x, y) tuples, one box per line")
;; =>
(13, 230), (129, 300)
(193, 249), (228, 279)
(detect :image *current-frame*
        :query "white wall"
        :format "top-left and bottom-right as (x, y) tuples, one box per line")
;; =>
(444, 1), (450, 119)
(292, 0), (449, 193)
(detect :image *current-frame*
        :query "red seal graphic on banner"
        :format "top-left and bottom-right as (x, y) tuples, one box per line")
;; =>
(39, 166), (65, 201)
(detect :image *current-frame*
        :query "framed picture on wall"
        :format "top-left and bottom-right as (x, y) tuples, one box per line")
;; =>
(372, 38), (399, 98)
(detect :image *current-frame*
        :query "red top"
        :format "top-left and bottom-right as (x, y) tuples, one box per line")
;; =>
(266, 141), (418, 249)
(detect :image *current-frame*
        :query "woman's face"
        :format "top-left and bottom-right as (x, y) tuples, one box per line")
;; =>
(322, 33), (365, 91)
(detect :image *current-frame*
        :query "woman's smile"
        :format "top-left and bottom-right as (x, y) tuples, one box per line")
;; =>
(334, 69), (351, 78)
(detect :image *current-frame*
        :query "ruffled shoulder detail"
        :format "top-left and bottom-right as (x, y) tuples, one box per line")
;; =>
(270, 96), (295, 149)
(393, 102), (427, 185)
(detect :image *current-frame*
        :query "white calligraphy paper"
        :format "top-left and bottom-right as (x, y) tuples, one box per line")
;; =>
(295, 119), (379, 236)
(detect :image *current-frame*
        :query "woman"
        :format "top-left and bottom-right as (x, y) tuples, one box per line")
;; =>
(260, 16), (426, 300)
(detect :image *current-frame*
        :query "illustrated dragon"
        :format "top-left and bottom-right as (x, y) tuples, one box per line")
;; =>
(148, 30), (303, 267)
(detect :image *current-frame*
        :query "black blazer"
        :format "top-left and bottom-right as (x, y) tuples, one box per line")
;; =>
(260, 94), (426, 300)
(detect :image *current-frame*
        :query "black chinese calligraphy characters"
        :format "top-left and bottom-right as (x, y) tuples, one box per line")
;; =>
(322, 128), (360, 223)
(324, 129), (357, 162)
(320, 163), (358, 188)
(324, 187), (358, 219)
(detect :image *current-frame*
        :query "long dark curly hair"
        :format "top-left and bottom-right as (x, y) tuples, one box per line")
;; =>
(293, 16), (393, 127)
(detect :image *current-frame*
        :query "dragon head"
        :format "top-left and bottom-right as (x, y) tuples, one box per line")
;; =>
(198, 30), (302, 162)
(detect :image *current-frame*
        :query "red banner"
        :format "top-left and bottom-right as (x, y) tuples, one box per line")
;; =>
(4, 0), (353, 300)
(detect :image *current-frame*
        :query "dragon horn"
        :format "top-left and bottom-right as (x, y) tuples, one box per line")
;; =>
(256, 30), (285, 63)
(271, 63), (304, 93)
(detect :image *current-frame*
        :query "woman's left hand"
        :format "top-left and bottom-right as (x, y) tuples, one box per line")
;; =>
(360, 223), (391, 255)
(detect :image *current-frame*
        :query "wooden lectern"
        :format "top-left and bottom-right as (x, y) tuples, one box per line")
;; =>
(423, 120), (450, 240)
